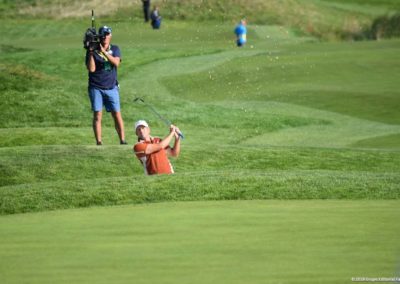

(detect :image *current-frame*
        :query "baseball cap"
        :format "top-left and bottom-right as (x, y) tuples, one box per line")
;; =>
(134, 120), (149, 130)
(99, 26), (112, 36)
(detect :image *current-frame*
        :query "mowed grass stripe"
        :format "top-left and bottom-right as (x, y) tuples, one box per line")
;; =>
(1, 170), (399, 214)
(218, 100), (400, 149)
(0, 200), (399, 284)
(161, 39), (400, 124)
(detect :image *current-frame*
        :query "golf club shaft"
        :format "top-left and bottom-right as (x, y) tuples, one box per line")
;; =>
(135, 98), (184, 139)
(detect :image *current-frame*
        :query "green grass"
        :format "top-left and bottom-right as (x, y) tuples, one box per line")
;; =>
(162, 40), (400, 124)
(3, 0), (400, 40)
(0, 18), (400, 212)
(1, 2), (400, 282)
(1, 200), (399, 284)
(1, 145), (400, 214)
(351, 133), (400, 149)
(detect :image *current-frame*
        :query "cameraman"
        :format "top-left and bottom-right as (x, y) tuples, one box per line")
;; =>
(86, 25), (127, 145)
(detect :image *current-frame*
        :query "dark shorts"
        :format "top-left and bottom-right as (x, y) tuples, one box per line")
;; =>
(237, 38), (246, 47)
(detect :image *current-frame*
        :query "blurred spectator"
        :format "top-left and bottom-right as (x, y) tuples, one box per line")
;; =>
(142, 0), (150, 22)
(234, 19), (247, 47)
(150, 6), (162, 29)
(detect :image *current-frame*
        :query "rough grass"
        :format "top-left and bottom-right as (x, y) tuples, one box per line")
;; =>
(2, 0), (130, 18)
(2, 0), (400, 40)
(0, 19), (399, 215)
(0, 11), (400, 284)
(1, 170), (400, 215)
(1, 143), (400, 214)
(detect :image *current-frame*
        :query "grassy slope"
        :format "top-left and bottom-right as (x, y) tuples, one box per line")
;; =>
(1, 200), (400, 284)
(0, 2), (400, 283)
(0, 16), (400, 214)
(162, 40), (400, 125)
(3, 0), (400, 40)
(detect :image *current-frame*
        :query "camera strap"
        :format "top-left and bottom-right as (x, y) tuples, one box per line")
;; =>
(97, 51), (108, 61)
(97, 44), (112, 62)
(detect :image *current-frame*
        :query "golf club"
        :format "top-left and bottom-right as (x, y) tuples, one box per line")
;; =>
(134, 97), (184, 139)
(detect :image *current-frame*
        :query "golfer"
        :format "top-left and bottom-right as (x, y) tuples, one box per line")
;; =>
(86, 25), (127, 146)
(133, 120), (181, 175)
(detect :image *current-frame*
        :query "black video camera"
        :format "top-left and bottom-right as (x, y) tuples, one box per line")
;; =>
(83, 10), (100, 50)
(83, 27), (100, 50)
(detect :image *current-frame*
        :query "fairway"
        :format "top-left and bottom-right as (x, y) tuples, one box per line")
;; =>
(1, 0), (400, 283)
(1, 200), (400, 284)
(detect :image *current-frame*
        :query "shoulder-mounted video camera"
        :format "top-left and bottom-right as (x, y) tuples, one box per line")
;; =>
(83, 10), (101, 50)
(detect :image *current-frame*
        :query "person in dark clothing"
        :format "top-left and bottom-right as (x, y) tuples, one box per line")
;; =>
(142, 0), (150, 22)
(150, 6), (162, 29)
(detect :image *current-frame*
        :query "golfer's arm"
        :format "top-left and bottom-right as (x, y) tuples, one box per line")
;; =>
(170, 137), (181, 157)
(87, 52), (96, 72)
(144, 132), (174, 154)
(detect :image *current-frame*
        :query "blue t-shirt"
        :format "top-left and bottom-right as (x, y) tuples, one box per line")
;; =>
(86, 45), (121, 89)
(234, 24), (247, 44)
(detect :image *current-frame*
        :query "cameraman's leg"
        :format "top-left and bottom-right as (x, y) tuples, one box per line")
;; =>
(105, 87), (126, 143)
(89, 87), (104, 145)
(93, 111), (103, 144)
(111, 111), (125, 143)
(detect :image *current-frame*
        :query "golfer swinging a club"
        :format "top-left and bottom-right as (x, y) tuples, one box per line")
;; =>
(133, 120), (181, 175)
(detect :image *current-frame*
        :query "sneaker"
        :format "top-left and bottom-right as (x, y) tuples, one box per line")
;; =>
(120, 140), (128, 145)
(96, 141), (103, 146)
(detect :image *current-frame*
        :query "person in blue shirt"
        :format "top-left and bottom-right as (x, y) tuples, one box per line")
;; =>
(234, 19), (247, 47)
(85, 26), (127, 145)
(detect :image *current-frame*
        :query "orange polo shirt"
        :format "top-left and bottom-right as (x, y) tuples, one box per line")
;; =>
(133, 137), (174, 175)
